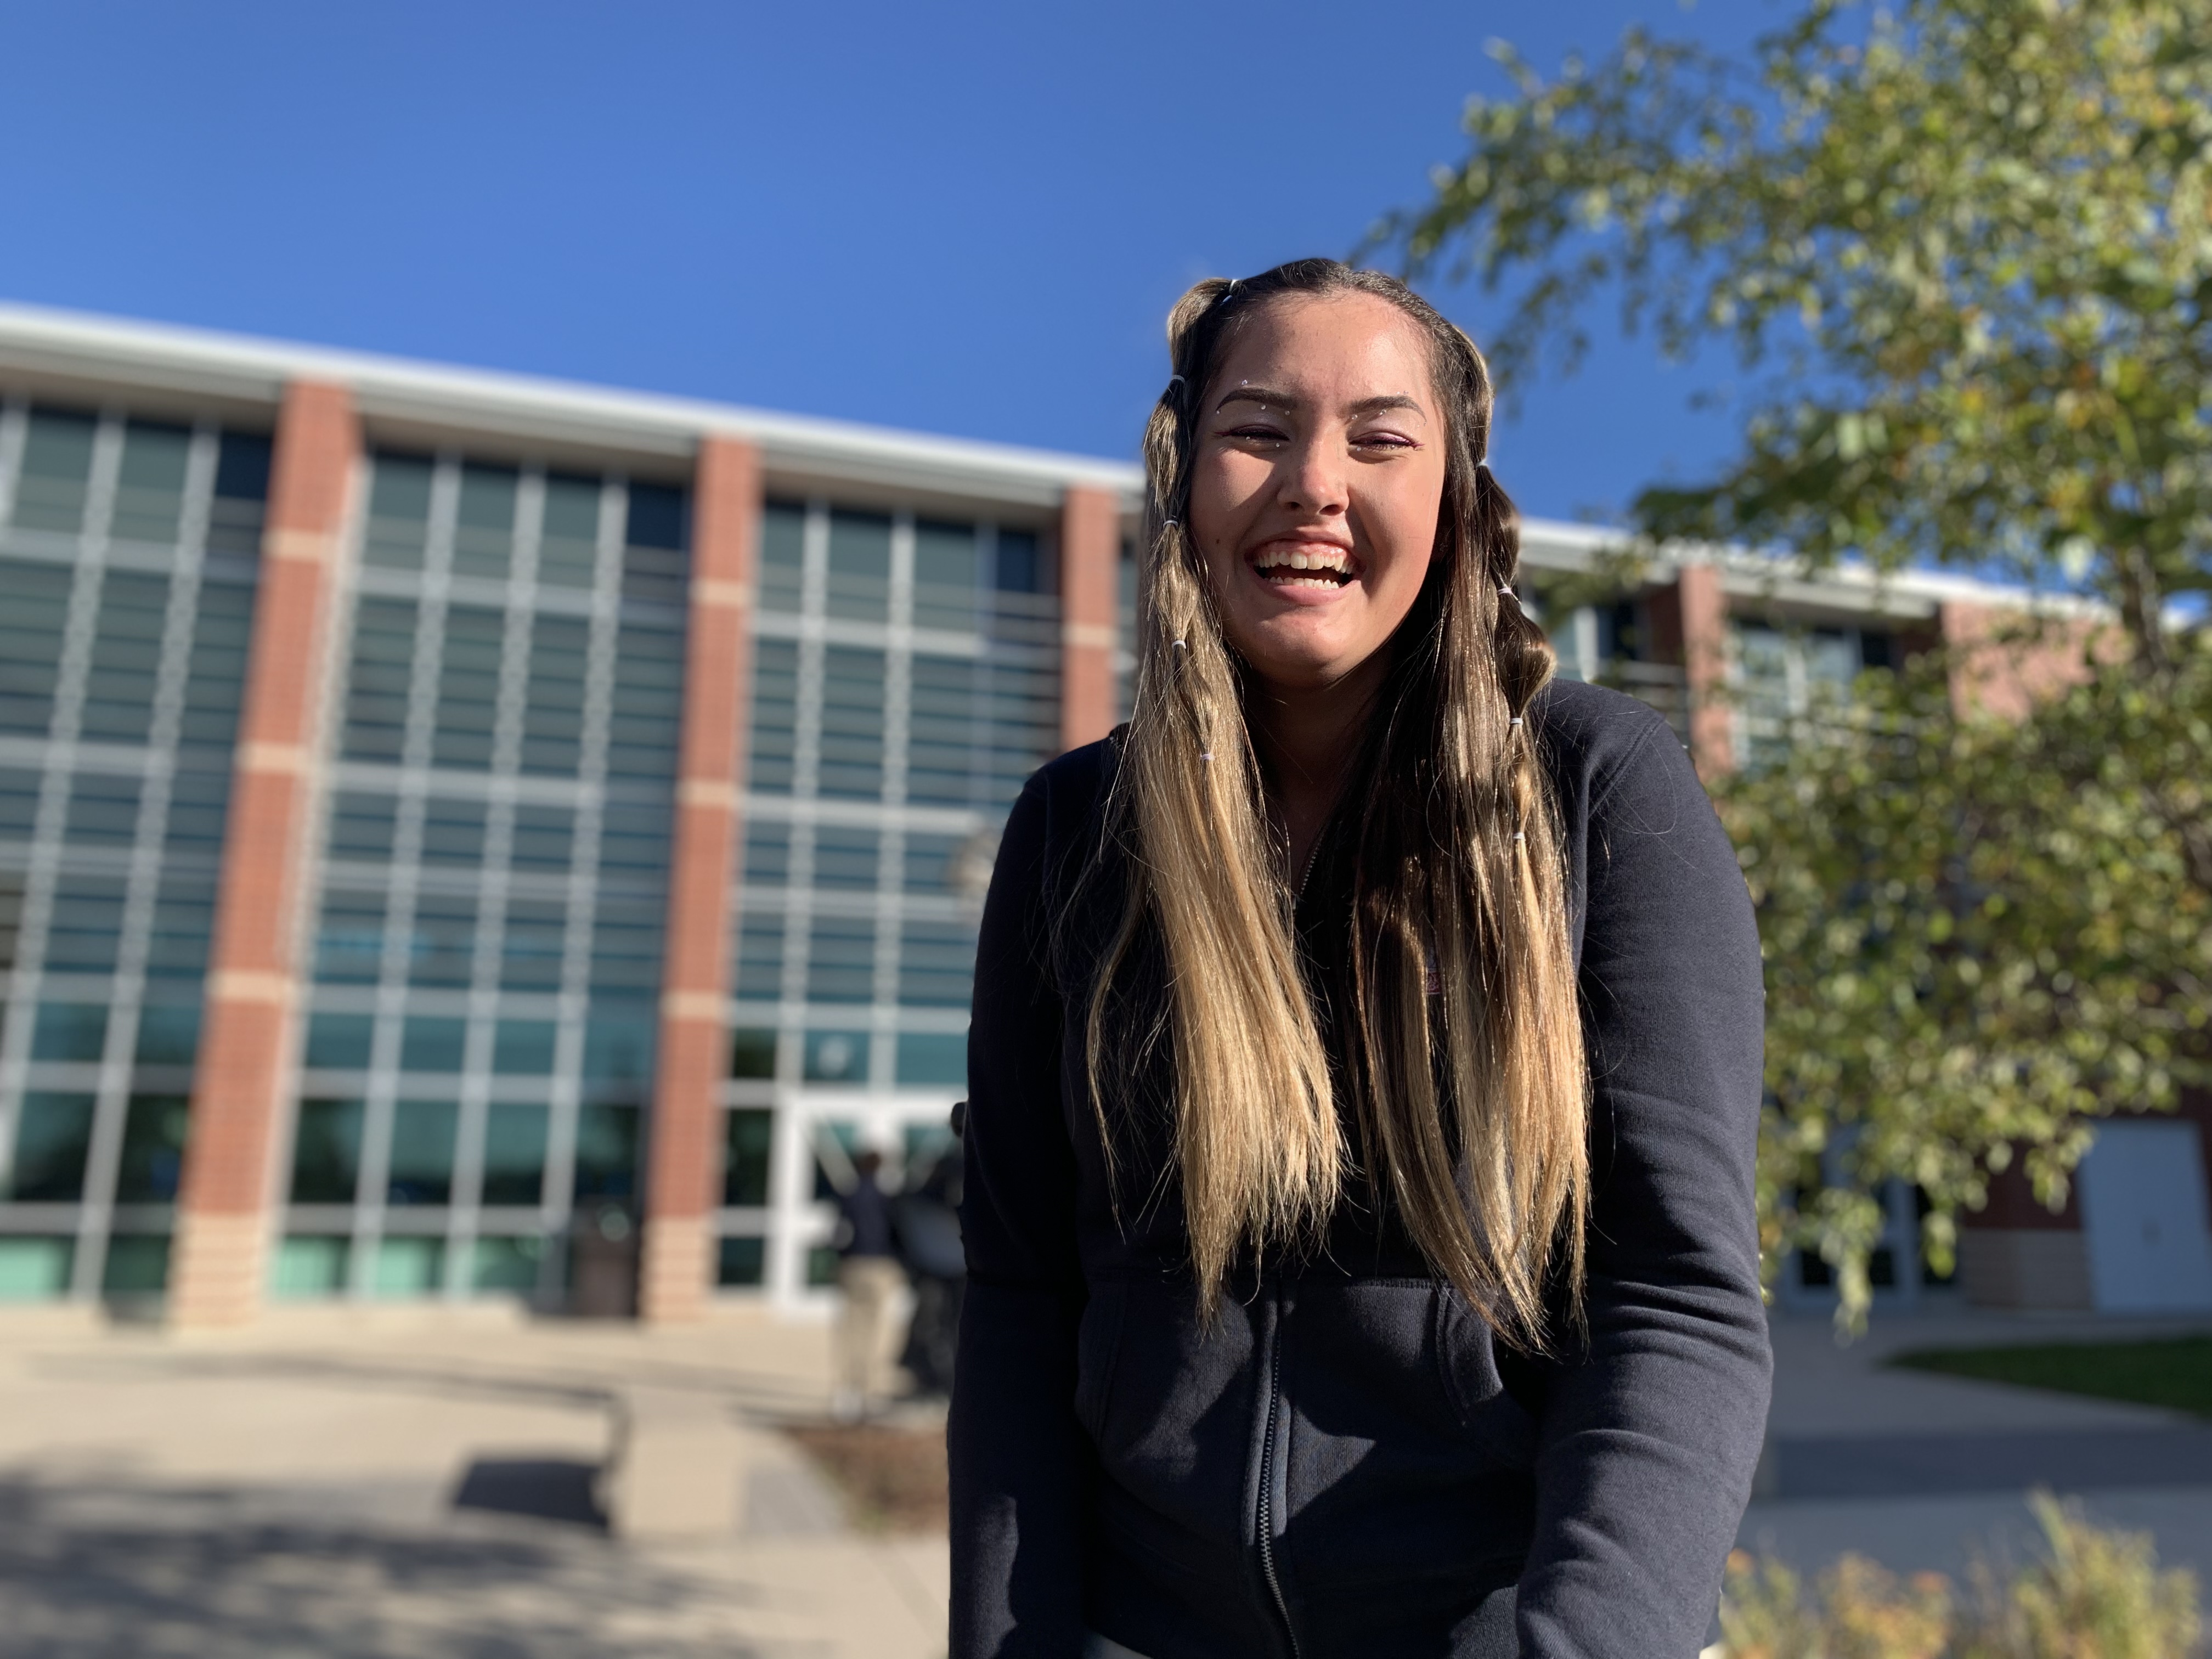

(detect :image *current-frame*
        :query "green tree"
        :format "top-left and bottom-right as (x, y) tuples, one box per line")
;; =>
(1375, 0), (2212, 1319)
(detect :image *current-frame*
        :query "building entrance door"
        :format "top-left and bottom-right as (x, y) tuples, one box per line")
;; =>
(2078, 1119), (2212, 1313)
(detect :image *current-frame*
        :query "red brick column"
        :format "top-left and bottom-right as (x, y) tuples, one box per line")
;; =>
(1059, 486), (1121, 754)
(639, 435), (760, 1323)
(171, 381), (357, 1327)
(1675, 560), (1734, 780)
(1939, 599), (2097, 722)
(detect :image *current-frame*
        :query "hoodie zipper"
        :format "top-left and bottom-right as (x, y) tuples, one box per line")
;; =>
(1256, 1299), (1302, 1659)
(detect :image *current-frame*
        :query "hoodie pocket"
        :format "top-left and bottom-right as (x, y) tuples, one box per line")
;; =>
(1431, 1287), (1537, 1465)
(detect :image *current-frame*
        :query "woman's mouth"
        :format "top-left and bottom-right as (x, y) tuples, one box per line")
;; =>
(1250, 544), (1356, 590)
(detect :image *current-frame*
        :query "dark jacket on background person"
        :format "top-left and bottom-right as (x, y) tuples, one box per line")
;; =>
(836, 1163), (896, 1260)
(948, 681), (1772, 1659)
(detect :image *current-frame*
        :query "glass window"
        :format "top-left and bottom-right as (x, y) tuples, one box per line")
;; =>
(452, 463), (517, 580)
(163, 768), (231, 853)
(899, 919), (978, 1007)
(0, 1238), (75, 1300)
(364, 453), (434, 572)
(482, 1103), (549, 1205)
(621, 483), (689, 606)
(538, 473), (602, 589)
(80, 571), (170, 744)
(387, 1099), (457, 1205)
(111, 420), (190, 545)
(826, 510), (892, 623)
(114, 1094), (189, 1203)
(432, 605), (504, 771)
(399, 1015), (467, 1074)
(373, 1237), (444, 1296)
(133, 1000), (200, 1066)
(813, 826), (879, 890)
(509, 805), (574, 872)
(0, 766), (39, 838)
(0, 558), (74, 736)
(741, 820), (789, 888)
(303, 1012), (376, 1071)
(329, 792), (398, 863)
(13, 407), (98, 533)
(31, 1002), (108, 1062)
(419, 797), (487, 866)
(272, 1235), (348, 1297)
(289, 1098), (364, 1203)
(606, 623), (684, 781)
(4, 1093), (95, 1201)
(582, 1012), (655, 1087)
(802, 1030), (869, 1085)
(45, 877), (126, 974)
(342, 598), (417, 762)
(574, 1103), (639, 1198)
(521, 615), (589, 776)
(102, 1234), (171, 1295)
(473, 1234), (542, 1289)
(207, 431), (272, 558)
(817, 646), (886, 799)
(729, 1027), (776, 1079)
(597, 799), (672, 877)
(760, 501), (806, 615)
(724, 1108), (774, 1206)
(408, 895), (477, 989)
(746, 637), (799, 794)
(64, 772), (140, 845)
(177, 580), (255, 753)
(912, 520), (980, 632)
(896, 1031), (968, 1086)
(145, 879), (216, 980)
(717, 1235), (766, 1286)
(734, 913), (785, 1000)
(314, 890), (386, 985)
(493, 1020), (557, 1075)
(806, 914), (877, 1003)
(996, 528), (1042, 594)
(499, 900), (567, 992)
(588, 902), (663, 999)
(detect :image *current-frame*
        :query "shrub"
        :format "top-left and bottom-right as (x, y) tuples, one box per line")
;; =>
(1719, 1495), (2202, 1658)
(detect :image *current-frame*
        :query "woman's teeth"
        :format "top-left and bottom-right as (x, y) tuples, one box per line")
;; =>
(1252, 548), (1353, 587)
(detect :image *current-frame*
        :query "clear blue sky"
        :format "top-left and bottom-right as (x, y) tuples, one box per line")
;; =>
(1, 1), (1786, 524)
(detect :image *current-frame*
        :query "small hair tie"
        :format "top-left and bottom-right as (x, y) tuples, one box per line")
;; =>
(1170, 639), (1187, 651)
(1165, 375), (1186, 400)
(1498, 585), (1516, 600)
(1509, 716), (1523, 728)
(1160, 517), (1179, 530)
(1513, 831), (1526, 843)
(1220, 279), (1239, 306)
(1200, 752), (1214, 763)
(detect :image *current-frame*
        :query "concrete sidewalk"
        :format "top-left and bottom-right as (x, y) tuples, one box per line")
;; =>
(1745, 1305), (2212, 1585)
(0, 1305), (947, 1659)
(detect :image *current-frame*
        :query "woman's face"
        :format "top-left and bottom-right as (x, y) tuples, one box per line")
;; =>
(1187, 291), (1448, 697)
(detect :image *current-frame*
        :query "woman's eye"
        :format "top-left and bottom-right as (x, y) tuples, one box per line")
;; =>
(1354, 431), (1415, 450)
(1223, 425), (1286, 442)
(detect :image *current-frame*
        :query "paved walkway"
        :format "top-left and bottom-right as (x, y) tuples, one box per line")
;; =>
(1745, 1305), (2212, 1586)
(0, 1305), (946, 1659)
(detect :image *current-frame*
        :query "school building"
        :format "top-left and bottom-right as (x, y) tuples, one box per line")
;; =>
(0, 302), (2184, 1325)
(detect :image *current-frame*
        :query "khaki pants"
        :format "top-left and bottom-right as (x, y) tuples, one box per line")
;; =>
(835, 1255), (906, 1399)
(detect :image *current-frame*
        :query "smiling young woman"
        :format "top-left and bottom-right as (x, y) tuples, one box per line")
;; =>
(949, 259), (1771, 1659)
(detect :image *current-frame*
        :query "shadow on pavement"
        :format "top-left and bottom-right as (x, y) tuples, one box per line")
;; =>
(0, 1473), (762, 1658)
(451, 1459), (606, 1530)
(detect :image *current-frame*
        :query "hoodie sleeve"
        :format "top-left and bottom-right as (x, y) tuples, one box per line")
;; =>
(1515, 710), (1774, 1659)
(948, 764), (1093, 1658)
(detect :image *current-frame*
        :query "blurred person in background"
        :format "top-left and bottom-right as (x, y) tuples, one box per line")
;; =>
(895, 1114), (967, 1398)
(830, 1146), (905, 1421)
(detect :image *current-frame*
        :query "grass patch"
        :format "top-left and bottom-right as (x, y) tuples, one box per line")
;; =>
(1891, 1336), (2212, 1417)
(782, 1421), (947, 1532)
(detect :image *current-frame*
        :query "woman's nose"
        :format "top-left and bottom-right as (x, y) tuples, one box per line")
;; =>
(1279, 437), (1350, 516)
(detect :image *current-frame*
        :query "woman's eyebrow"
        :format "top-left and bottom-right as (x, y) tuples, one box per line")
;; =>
(1212, 388), (1427, 419)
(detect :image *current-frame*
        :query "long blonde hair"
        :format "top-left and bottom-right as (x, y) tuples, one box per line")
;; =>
(1085, 259), (1588, 1350)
